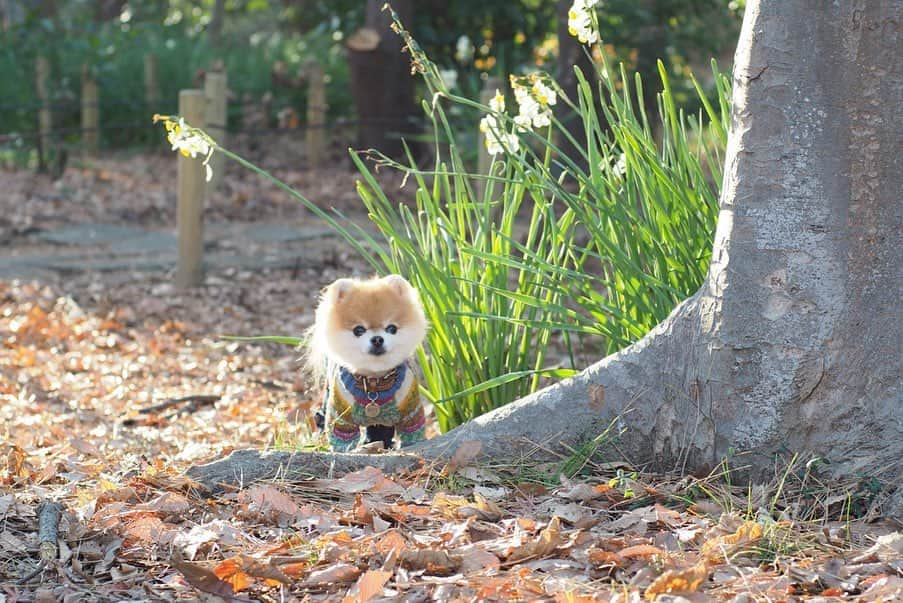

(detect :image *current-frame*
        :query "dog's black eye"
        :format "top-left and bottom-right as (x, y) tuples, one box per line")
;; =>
(385, 324), (398, 335)
(352, 325), (366, 337)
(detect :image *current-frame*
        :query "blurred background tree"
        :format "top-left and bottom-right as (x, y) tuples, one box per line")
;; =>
(0, 0), (742, 159)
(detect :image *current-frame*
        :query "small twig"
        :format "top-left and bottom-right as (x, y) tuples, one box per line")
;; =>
(747, 65), (768, 82)
(37, 501), (63, 562)
(137, 394), (221, 414)
(248, 378), (288, 391)
(16, 560), (46, 584)
(172, 398), (217, 417)
(122, 394), (221, 425)
(18, 501), (64, 584)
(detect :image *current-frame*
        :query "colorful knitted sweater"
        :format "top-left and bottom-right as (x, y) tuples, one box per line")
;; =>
(322, 361), (426, 451)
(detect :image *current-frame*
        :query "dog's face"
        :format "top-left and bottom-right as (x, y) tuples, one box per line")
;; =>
(314, 275), (427, 375)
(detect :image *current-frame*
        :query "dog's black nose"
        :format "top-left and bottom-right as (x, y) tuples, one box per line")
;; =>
(370, 335), (384, 347)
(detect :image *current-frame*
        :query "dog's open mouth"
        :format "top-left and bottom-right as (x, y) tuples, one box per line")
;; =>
(368, 347), (386, 356)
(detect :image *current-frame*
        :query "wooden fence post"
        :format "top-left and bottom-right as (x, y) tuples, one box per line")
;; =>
(144, 54), (159, 112)
(35, 56), (52, 166)
(305, 61), (326, 168)
(204, 70), (227, 192)
(81, 65), (99, 156)
(175, 90), (206, 289)
(476, 76), (501, 201)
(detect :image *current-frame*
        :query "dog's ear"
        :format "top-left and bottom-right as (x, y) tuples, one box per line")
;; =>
(383, 274), (411, 296)
(326, 278), (355, 303)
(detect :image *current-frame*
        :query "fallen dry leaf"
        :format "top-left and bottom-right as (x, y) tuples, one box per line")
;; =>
(553, 593), (599, 603)
(558, 481), (612, 502)
(610, 505), (658, 535)
(304, 562), (362, 586)
(277, 561), (309, 578)
(243, 484), (303, 523)
(215, 555), (292, 591)
(140, 491), (191, 516)
(446, 440), (483, 474)
(507, 516), (564, 563)
(701, 520), (763, 561)
(458, 491), (503, 522)
(645, 560), (710, 597)
(399, 548), (462, 575)
(312, 466), (405, 496)
(171, 551), (236, 599)
(457, 545), (501, 574)
(619, 544), (665, 559)
(352, 493), (373, 525)
(587, 548), (626, 566)
(374, 529), (408, 554)
(852, 531), (903, 563)
(352, 569), (392, 602)
(125, 515), (174, 545)
(860, 575), (903, 599)
(214, 558), (254, 592)
(172, 520), (244, 560)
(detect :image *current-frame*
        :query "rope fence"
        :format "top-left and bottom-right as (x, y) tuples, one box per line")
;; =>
(0, 53), (427, 159)
(0, 118), (380, 145)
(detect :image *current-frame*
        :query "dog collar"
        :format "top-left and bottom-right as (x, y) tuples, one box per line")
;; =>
(339, 363), (407, 402)
(352, 367), (400, 393)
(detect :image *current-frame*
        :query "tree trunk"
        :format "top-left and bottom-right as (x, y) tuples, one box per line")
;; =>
(188, 0), (901, 513)
(94, 0), (126, 22)
(208, 0), (226, 47)
(426, 0), (901, 484)
(346, 0), (419, 158)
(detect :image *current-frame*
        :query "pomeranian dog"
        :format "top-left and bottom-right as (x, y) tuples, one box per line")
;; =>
(308, 274), (428, 451)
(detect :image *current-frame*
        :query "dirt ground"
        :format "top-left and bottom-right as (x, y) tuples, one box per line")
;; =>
(1, 151), (900, 602)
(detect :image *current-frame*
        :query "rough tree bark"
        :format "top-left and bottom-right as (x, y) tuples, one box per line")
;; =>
(94, 0), (127, 22)
(207, 0), (227, 47)
(189, 0), (901, 511)
(346, 0), (419, 159)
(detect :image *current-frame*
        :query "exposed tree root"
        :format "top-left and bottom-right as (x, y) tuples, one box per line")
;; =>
(186, 449), (429, 493)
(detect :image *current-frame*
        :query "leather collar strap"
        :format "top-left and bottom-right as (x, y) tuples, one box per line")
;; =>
(352, 367), (399, 393)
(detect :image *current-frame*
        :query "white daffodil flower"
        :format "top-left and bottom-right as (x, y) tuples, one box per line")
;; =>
(513, 113), (533, 132)
(531, 107), (552, 128)
(155, 114), (217, 182)
(499, 132), (520, 155)
(568, 0), (600, 45)
(167, 118), (211, 158)
(480, 114), (519, 155)
(489, 89), (505, 113)
(613, 153), (627, 177)
(532, 80), (557, 107)
(512, 79), (555, 130)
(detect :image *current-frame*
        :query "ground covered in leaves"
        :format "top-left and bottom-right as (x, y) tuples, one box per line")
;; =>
(1, 154), (902, 602)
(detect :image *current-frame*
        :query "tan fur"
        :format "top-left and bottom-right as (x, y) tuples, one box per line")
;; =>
(308, 275), (428, 376)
